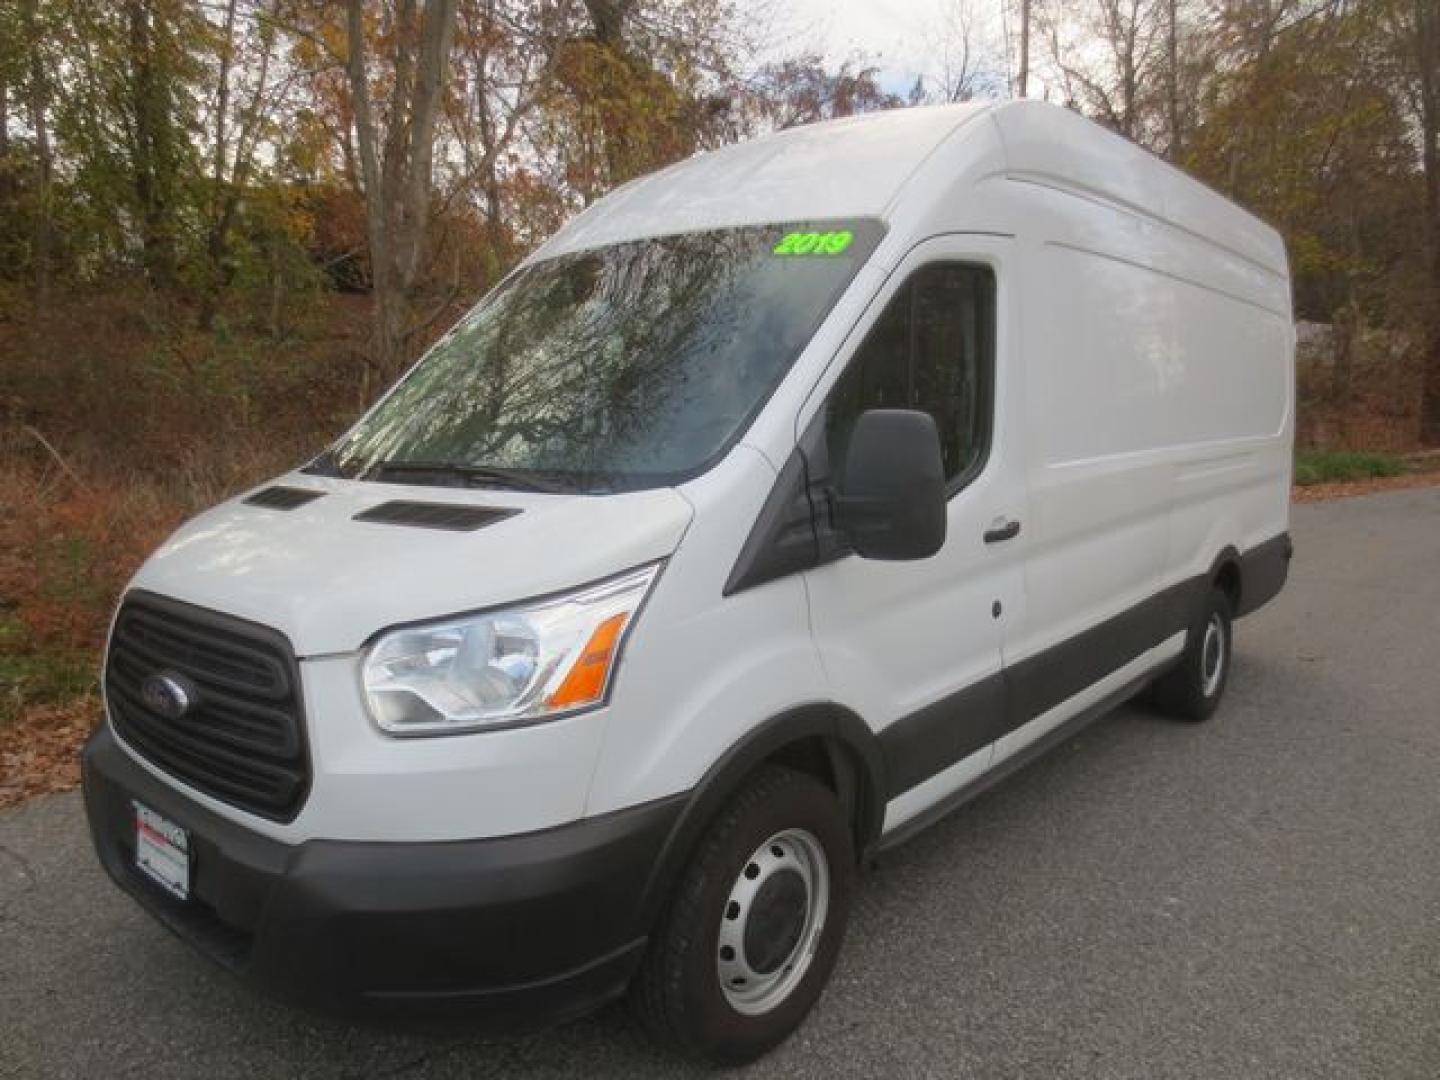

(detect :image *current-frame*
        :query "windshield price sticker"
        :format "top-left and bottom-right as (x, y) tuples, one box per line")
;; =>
(773, 230), (854, 256)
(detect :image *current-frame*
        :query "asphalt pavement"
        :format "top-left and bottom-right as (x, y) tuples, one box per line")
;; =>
(3, 487), (1439, 1079)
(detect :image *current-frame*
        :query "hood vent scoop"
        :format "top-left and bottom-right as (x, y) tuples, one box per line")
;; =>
(353, 500), (519, 532)
(244, 486), (326, 510)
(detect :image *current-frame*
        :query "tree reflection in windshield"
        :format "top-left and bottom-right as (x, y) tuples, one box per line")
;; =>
(328, 220), (884, 493)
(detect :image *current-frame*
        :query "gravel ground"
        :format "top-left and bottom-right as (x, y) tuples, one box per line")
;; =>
(3, 487), (1438, 1079)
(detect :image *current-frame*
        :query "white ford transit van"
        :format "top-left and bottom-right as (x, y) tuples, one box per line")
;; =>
(83, 100), (1294, 1063)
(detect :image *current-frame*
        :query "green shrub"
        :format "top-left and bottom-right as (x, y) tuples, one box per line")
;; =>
(1293, 450), (1407, 486)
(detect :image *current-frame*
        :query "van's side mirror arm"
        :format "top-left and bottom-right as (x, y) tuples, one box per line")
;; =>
(833, 409), (947, 561)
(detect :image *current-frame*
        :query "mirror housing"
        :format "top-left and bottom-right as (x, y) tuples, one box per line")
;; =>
(834, 409), (947, 560)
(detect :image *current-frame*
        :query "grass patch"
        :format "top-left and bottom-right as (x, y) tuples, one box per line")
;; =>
(1293, 450), (1407, 486)
(0, 616), (96, 728)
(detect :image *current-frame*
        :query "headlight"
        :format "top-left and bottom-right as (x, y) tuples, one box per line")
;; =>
(362, 563), (660, 735)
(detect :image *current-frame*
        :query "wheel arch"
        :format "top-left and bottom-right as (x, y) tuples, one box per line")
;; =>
(634, 703), (885, 932)
(1206, 545), (1243, 612)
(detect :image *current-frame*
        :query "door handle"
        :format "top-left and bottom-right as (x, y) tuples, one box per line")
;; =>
(983, 518), (1021, 544)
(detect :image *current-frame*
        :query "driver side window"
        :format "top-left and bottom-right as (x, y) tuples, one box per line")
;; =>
(826, 263), (995, 491)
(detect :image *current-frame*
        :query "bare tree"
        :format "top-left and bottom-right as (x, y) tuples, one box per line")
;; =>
(743, 55), (903, 130)
(198, 0), (290, 329)
(19, 0), (53, 306)
(1164, 0), (1179, 157)
(345, 0), (460, 381)
(1018, 0), (1032, 97)
(935, 0), (984, 101)
(1039, 0), (1166, 144)
(1408, 0), (1440, 443)
(450, 3), (547, 272)
(0, 67), (8, 161)
(125, 0), (185, 289)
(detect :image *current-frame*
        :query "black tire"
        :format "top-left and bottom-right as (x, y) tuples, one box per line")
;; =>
(630, 764), (855, 1064)
(1149, 585), (1233, 722)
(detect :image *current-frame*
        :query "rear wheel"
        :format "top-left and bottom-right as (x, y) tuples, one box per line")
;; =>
(630, 764), (854, 1064)
(1150, 585), (1233, 722)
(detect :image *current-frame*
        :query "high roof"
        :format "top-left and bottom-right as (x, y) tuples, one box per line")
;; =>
(533, 104), (994, 258)
(533, 100), (1287, 280)
(989, 101), (1287, 276)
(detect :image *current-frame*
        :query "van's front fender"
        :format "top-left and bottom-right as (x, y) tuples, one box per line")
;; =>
(629, 703), (886, 930)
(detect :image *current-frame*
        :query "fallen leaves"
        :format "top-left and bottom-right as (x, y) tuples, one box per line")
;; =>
(1, 464), (184, 813)
(1292, 470), (1440, 503)
(0, 695), (97, 811)
(1, 465), (1438, 816)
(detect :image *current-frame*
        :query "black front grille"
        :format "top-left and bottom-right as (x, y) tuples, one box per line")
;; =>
(105, 592), (309, 822)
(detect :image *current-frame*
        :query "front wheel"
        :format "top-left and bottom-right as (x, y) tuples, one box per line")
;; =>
(630, 764), (855, 1064)
(1150, 585), (1233, 722)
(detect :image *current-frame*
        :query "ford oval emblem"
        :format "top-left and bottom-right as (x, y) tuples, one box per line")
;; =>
(141, 673), (194, 720)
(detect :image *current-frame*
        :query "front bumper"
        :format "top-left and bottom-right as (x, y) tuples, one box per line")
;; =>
(82, 725), (684, 1025)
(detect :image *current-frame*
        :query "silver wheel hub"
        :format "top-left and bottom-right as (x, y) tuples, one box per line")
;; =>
(717, 828), (830, 1016)
(1201, 613), (1227, 697)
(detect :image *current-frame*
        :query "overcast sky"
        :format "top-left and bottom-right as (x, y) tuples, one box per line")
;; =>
(757, 0), (1014, 100)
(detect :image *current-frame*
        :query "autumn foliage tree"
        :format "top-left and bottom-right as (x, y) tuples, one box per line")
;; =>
(6, 0), (1440, 792)
(1, 0), (1439, 442)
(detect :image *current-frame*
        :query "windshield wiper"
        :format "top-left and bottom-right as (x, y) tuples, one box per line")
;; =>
(361, 460), (570, 494)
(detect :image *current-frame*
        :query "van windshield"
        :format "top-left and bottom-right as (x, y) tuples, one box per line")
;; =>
(318, 220), (884, 493)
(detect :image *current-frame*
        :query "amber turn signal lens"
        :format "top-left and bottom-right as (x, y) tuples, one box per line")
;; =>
(544, 612), (629, 709)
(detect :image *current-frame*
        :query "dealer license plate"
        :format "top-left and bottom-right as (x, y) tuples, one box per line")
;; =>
(134, 801), (190, 900)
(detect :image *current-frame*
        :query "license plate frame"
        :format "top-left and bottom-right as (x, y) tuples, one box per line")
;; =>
(133, 801), (190, 901)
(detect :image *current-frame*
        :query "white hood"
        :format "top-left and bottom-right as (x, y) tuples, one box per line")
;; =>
(128, 472), (694, 655)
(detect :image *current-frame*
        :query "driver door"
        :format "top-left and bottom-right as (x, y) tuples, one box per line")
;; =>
(800, 235), (1027, 834)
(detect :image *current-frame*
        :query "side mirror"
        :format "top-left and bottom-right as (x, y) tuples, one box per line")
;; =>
(834, 409), (947, 560)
